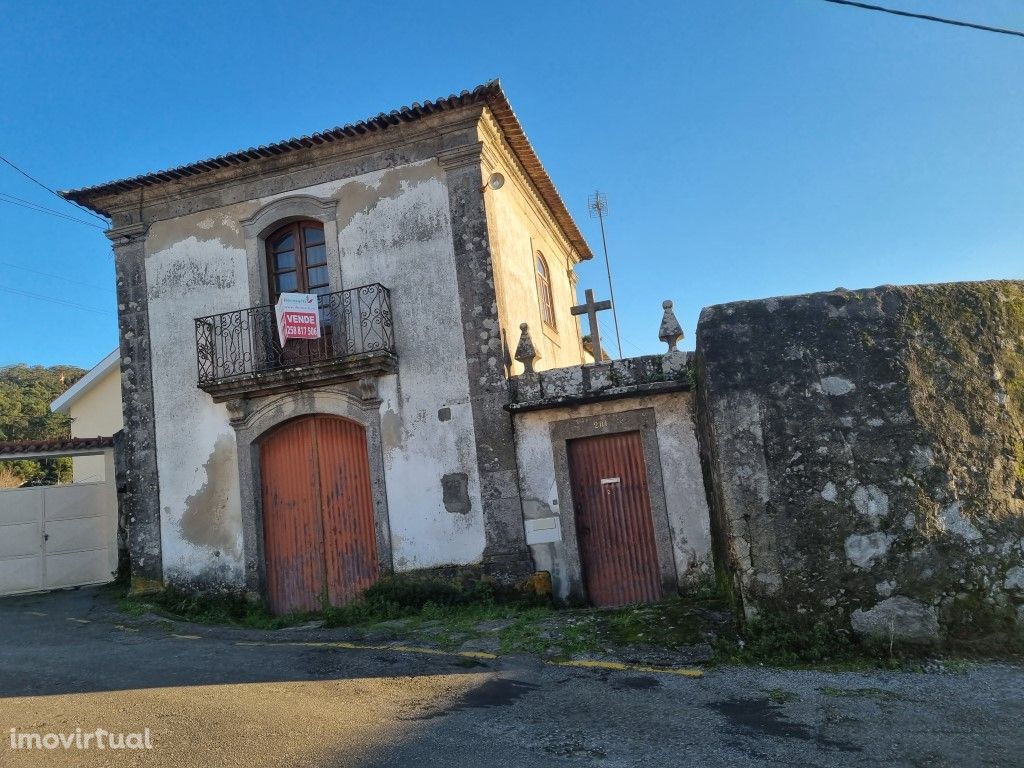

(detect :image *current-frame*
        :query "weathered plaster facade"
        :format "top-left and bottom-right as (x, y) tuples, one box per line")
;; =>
(64, 83), (594, 596)
(509, 350), (712, 601)
(479, 115), (587, 371)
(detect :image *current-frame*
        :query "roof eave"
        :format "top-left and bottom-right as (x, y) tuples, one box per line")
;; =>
(50, 349), (120, 414)
(61, 82), (594, 260)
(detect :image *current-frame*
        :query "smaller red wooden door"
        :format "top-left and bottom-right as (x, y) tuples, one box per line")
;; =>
(567, 431), (664, 607)
(260, 415), (379, 615)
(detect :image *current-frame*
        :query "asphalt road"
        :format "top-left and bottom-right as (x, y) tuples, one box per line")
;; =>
(0, 588), (1020, 767)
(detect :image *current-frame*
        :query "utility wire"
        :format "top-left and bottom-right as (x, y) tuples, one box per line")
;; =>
(0, 284), (113, 316)
(819, 0), (1024, 38)
(0, 260), (109, 291)
(0, 152), (110, 224)
(0, 193), (107, 230)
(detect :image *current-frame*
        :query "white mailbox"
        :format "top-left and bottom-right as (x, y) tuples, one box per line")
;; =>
(524, 516), (562, 545)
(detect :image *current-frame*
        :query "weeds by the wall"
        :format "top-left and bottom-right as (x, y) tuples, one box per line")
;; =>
(119, 586), (295, 630)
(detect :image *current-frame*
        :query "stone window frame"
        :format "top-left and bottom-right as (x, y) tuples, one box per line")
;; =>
(241, 195), (342, 307)
(228, 384), (393, 597)
(548, 407), (679, 601)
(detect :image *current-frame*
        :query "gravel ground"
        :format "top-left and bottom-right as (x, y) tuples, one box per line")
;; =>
(0, 587), (1020, 767)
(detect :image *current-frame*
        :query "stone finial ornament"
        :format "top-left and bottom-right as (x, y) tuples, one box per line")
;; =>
(658, 300), (684, 353)
(514, 323), (539, 374)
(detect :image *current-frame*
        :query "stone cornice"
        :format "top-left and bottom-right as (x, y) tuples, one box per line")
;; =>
(437, 142), (485, 171)
(106, 222), (147, 244)
(97, 112), (484, 226)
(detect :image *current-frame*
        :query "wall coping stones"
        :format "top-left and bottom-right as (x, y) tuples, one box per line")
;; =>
(508, 352), (694, 413)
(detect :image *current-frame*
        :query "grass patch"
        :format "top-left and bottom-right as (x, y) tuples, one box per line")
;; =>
(320, 574), (527, 628)
(115, 576), (1020, 672)
(119, 587), (310, 630)
(484, 595), (728, 659)
(124, 580), (729, 662)
(766, 688), (799, 704)
(712, 612), (993, 671)
(116, 575), (735, 663)
(711, 612), (910, 671)
(714, 612), (864, 668)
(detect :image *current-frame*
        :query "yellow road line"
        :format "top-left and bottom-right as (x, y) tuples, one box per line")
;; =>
(237, 639), (497, 660)
(67, 618), (90, 624)
(234, 639), (702, 677)
(553, 659), (703, 678)
(171, 633), (201, 640)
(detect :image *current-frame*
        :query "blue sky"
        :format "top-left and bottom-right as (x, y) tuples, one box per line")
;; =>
(1, 0), (1021, 368)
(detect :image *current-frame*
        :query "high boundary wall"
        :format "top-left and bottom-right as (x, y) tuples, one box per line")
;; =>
(696, 280), (1024, 647)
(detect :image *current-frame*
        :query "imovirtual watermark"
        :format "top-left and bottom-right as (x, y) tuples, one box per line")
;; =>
(8, 728), (154, 751)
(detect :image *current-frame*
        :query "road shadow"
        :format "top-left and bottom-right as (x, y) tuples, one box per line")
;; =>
(0, 586), (491, 698)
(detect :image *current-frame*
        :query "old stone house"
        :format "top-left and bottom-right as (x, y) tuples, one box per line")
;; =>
(64, 82), (712, 613)
(60, 81), (1021, 646)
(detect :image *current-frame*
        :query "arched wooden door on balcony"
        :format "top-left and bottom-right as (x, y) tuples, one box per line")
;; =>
(259, 415), (379, 615)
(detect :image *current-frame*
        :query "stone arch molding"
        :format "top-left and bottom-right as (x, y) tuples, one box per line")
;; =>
(240, 194), (342, 306)
(230, 386), (392, 596)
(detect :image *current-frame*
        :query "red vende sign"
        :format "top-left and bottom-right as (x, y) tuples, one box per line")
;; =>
(275, 293), (322, 342)
(281, 311), (320, 339)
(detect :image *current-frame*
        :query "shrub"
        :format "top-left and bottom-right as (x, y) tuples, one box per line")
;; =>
(121, 585), (290, 629)
(363, 574), (495, 610)
(737, 612), (855, 665)
(322, 574), (503, 628)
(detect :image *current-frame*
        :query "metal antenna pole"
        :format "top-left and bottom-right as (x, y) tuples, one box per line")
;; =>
(588, 190), (623, 359)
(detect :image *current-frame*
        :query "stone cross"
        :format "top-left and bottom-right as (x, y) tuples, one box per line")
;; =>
(571, 288), (613, 363)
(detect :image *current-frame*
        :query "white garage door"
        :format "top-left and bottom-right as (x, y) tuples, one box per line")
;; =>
(0, 481), (116, 597)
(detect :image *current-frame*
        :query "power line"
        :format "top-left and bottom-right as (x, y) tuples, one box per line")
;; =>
(0, 190), (107, 226)
(819, 0), (1024, 38)
(0, 193), (107, 230)
(0, 284), (113, 316)
(0, 152), (110, 224)
(0, 260), (109, 291)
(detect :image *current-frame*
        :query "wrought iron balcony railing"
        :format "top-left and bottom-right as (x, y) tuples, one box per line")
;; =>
(194, 283), (396, 400)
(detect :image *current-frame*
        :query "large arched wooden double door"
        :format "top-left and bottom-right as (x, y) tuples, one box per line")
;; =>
(259, 415), (378, 615)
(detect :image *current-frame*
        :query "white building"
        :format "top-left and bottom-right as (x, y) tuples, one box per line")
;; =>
(50, 349), (122, 482)
(63, 82), (711, 611)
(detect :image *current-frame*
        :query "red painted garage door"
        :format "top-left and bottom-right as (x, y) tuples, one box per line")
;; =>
(259, 415), (378, 615)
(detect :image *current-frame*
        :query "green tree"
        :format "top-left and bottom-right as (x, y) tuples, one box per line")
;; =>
(0, 364), (87, 485)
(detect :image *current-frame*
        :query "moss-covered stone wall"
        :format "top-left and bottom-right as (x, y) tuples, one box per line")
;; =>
(696, 280), (1024, 649)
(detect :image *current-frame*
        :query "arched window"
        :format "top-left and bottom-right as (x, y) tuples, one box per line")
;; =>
(267, 221), (329, 303)
(535, 252), (556, 329)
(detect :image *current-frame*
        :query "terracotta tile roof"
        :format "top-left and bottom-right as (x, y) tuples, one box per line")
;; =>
(0, 436), (114, 456)
(61, 80), (593, 260)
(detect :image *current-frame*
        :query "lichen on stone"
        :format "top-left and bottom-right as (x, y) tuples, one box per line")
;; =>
(903, 282), (1024, 523)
